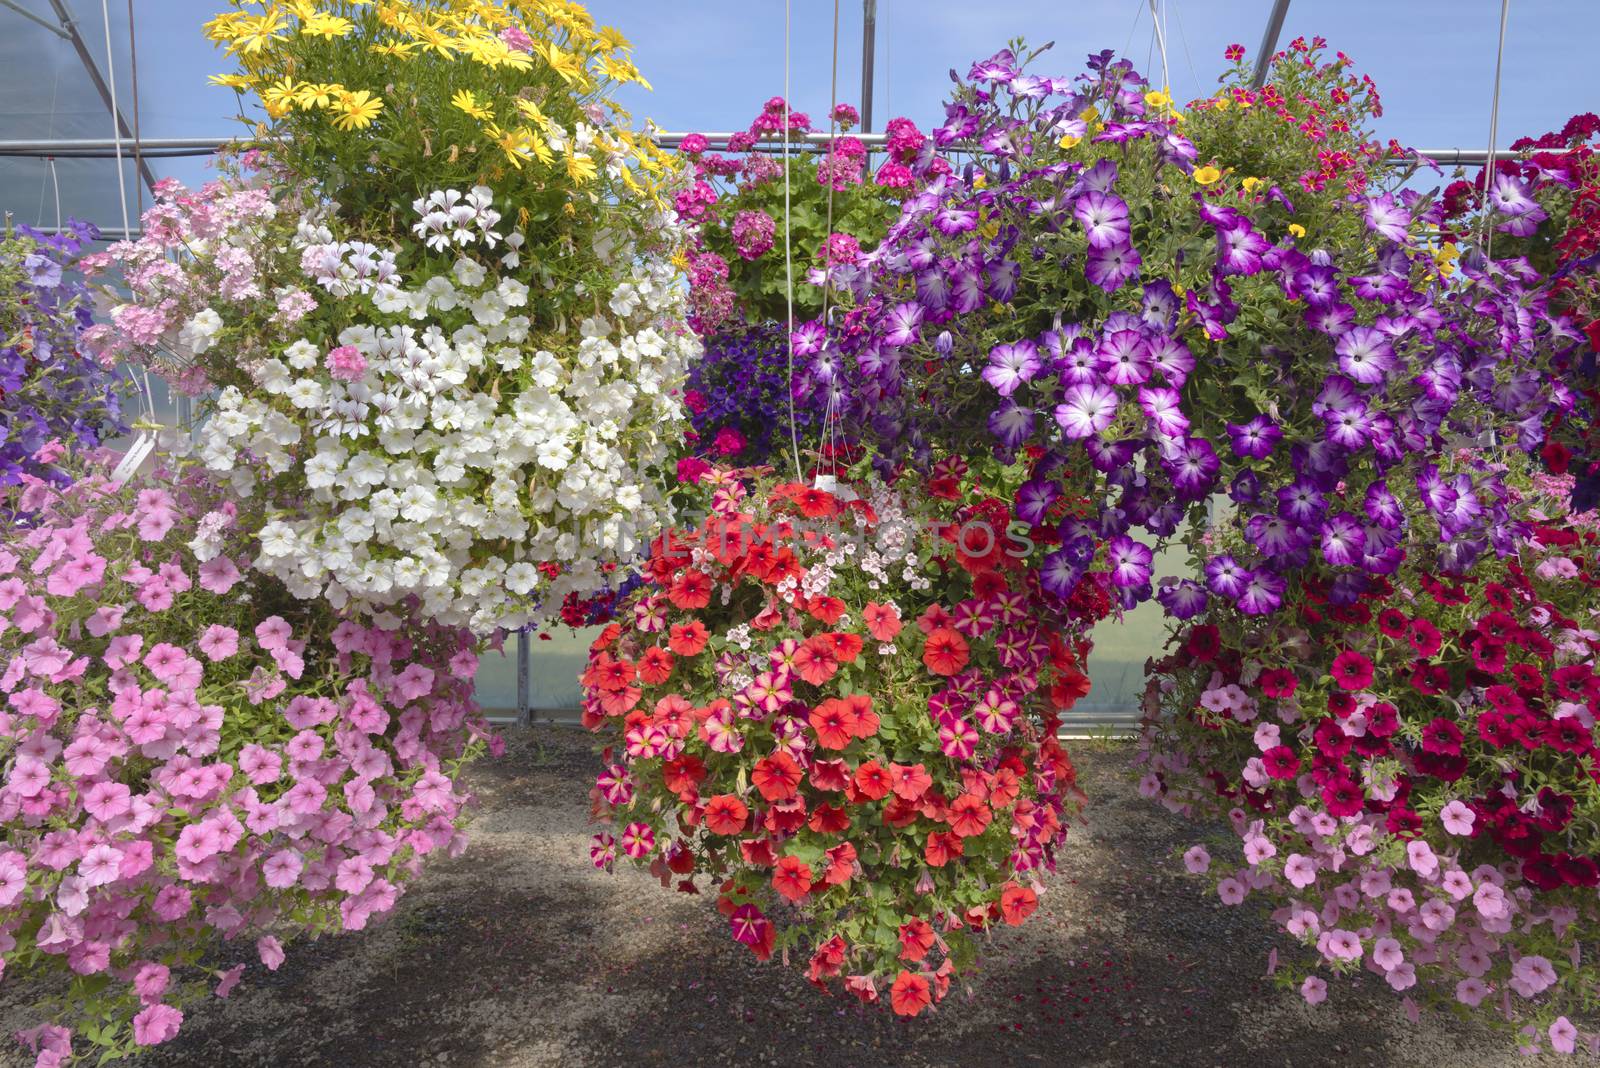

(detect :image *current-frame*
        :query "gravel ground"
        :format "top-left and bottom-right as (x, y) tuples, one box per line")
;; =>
(0, 728), (1569, 1068)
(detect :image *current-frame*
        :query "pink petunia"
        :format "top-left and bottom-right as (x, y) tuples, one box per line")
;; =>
(131, 1003), (183, 1046)
(197, 556), (241, 594)
(198, 624), (239, 662)
(254, 616), (293, 652)
(1182, 845), (1210, 874)
(261, 850), (303, 889)
(1439, 799), (1475, 836)
(1301, 975), (1328, 1005)
(133, 962), (171, 1002)
(257, 935), (286, 971)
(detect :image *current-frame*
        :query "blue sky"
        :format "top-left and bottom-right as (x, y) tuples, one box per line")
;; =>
(3, 0), (1598, 232)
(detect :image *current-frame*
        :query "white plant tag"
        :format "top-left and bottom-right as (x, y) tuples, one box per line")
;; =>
(111, 431), (157, 483)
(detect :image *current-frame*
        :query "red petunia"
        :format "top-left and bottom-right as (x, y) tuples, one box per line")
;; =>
(661, 754), (706, 793)
(1261, 745), (1300, 779)
(890, 762), (932, 801)
(809, 596), (848, 624)
(793, 637), (840, 685)
(845, 694), (879, 738)
(796, 487), (840, 518)
(772, 855), (814, 902)
(581, 652), (636, 692)
(898, 919), (936, 962)
(890, 970), (932, 1017)
(752, 751), (802, 801)
(825, 631), (864, 663)
(668, 620), (709, 656)
(704, 794), (749, 835)
(667, 570), (713, 610)
(922, 627), (970, 676)
(853, 759), (893, 800)
(863, 601), (902, 641)
(808, 803), (851, 834)
(1258, 667), (1298, 699)
(808, 935), (848, 985)
(1049, 668), (1091, 710)
(1408, 618), (1442, 658)
(924, 830), (963, 867)
(822, 841), (857, 885)
(809, 758), (852, 792)
(999, 883), (1038, 926)
(1329, 649), (1374, 691)
(809, 698), (860, 750)
(638, 646), (675, 685)
(949, 793), (992, 838)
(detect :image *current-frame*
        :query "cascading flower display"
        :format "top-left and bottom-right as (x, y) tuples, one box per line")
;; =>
(90, 0), (700, 635)
(0, 450), (494, 1063)
(793, 42), (1570, 626)
(87, 171), (694, 635)
(0, 221), (127, 488)
(582, 463), (1098, 1013)
(1138, 465), (1600, 1053)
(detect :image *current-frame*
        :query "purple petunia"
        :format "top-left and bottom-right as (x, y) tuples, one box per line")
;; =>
(1074, 191), (1131, 249)
(1106, 535), (1154, 588)
(881, 302), (924, 347)
(1097, 330), (1152, 385)
(1054, 382), (1120, 439)
(1085, 242), (1142, 293)
(982, 340), (1042, 396)
(1364, 192), (1411, 243)
(1225, 415), (1282, 460)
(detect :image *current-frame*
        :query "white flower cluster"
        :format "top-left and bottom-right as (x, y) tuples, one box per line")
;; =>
(195, 186), (699, 634)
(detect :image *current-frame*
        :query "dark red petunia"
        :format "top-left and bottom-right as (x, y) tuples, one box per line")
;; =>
(1329, 649), (1374, 691)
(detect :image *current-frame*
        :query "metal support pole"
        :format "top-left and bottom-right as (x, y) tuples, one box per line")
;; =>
(1148, 0), (1170, 92)
(1249, 0), (1292, 89)
(44, 0), (159, 196)
(860, 0), (877, 133)
(0, 0), (70, 38)
(515, 630), (531, 728)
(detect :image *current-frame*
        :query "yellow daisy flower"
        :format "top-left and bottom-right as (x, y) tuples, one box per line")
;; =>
(330, 90), (384, 130)
(452, 88), (494, 120)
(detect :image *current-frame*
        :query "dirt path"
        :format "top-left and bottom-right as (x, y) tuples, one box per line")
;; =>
(2, 728), (1564, 1067)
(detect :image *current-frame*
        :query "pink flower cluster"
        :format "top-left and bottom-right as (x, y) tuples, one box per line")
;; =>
(0, 457), (496, 1064)
(730, 209), (776, 261)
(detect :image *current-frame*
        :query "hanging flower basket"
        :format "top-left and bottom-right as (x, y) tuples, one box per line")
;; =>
(582, 465), (1100, 1014)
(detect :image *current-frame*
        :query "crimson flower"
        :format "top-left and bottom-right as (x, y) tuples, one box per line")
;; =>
(1329, 649), (1374, 690)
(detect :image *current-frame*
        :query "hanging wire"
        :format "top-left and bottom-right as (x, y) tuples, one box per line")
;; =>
(127, 0), (144, 218)
(34, 50), (63, 227)
(1171, 0), (1204, 101)
(782, 0), (802, 481)
(1121, 0), (1145, 62)
(818, 0), (847, 476)
(99, 0), (130, 238)
(1478, 0), (1512, 261)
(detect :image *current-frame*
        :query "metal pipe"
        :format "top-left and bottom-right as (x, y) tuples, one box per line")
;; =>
(515, 630), (531, 729)
(860, 0), (877, 133)
(0, 132), (896, 157)
(43, 0), (158, 196)
(0, 0), (71, 39)
(1249, 0), (1292, 89)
